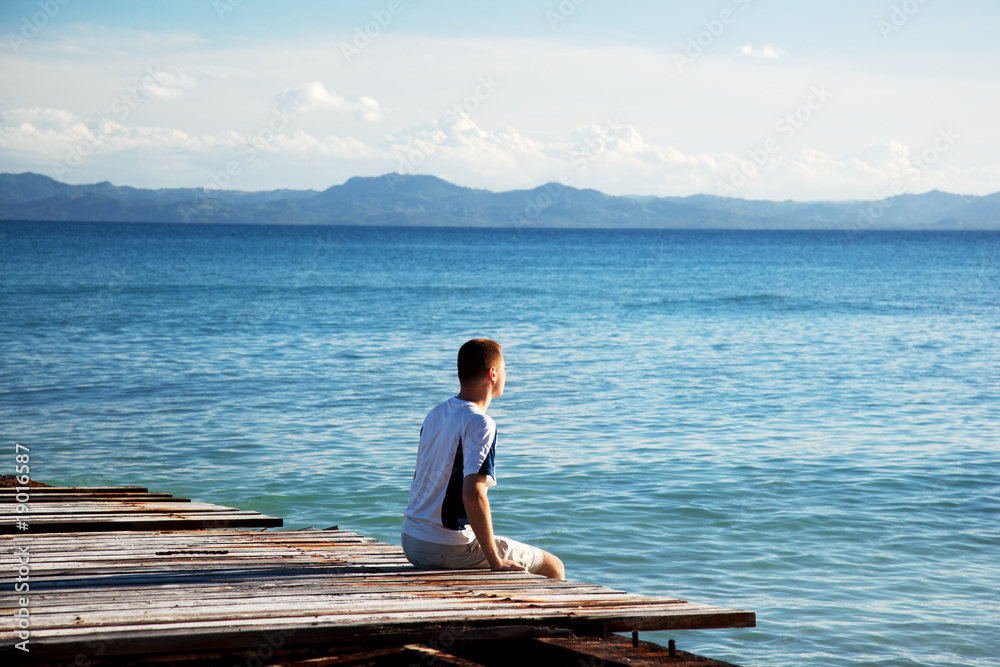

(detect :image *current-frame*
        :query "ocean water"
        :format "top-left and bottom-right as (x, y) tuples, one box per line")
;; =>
(1, 221), (998, 667)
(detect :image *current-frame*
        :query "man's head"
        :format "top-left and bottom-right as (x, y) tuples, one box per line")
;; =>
(457, 338), (505, 396)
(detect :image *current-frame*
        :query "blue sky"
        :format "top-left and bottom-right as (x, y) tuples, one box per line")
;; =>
(1, 0), (997, 200)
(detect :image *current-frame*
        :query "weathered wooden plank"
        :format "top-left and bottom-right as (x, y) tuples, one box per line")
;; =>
(2, 604), (753, 661)
(9, 621), (572, 661)
(0, 530), (369, 549)
(5, 510), (275, 519)
(1, 591), (637, 619)
(5, 585), (669, 612)
(0, 492), (182, 502)
(0, 486), (150, 493)
(14, 570), (618, 589)
(13, 545), (402, 563)
(8, 597), (726, 631)
(0, 513), (283, 533)
(13, 586), (636, 614)
(1, 527), (368, 544)
(3, 511), (279, 523)
(2, 604), (750, 644)
(1, 509), (275, 521)
(17, 566), (584, 591)
(14, 546), (404, 562)
(4, 591), (745, 638)
(0, 501), (244, 513)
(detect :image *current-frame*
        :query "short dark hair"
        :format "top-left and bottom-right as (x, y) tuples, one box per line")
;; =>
(457, 338), (502, 385)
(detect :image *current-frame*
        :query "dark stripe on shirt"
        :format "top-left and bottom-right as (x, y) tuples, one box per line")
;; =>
(440, 438), (467, 530)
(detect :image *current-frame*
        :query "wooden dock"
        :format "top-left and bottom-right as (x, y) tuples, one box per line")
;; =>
(2, 486), (754, 666)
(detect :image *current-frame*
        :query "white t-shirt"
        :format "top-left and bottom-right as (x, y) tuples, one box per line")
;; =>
(402, 397), (497, 545)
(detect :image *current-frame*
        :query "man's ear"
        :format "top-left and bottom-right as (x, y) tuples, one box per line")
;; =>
(488, 366), (498, 383)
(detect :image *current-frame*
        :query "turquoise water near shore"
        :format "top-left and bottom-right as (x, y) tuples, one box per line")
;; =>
(2, 221), (998, 666)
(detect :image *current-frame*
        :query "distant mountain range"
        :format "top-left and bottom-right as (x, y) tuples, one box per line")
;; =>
(2, 171), (998, 230)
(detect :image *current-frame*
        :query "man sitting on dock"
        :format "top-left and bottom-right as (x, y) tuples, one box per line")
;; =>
(402, 338), (565, 580)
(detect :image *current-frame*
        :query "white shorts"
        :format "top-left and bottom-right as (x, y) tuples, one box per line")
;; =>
(401, 532), (545, 574)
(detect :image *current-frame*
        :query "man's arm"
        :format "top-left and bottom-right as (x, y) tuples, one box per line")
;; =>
(462, 474), (526, 572)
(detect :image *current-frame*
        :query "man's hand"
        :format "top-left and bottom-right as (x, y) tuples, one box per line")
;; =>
(493, 559), (527, 573)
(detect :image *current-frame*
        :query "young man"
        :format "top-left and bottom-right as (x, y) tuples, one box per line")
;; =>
(402, 338), (565, 580)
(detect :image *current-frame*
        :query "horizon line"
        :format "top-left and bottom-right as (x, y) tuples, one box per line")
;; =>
(3, 170), (997, 205)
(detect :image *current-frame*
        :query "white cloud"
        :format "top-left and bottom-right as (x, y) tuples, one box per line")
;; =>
(275, 82), (381, 121)
(0, 107), (224, 166)
(378, 115), (728, 193)
(266, 131), (379, 159)
(381, 113), (549, 181)
(4, 105), (995, 200)
(143, 70), (197, 101)
(1, 26), (997, 198)
(0, 108), (91, 160)
(739, 44), (788, 59)
(707, 137), (1000, 201)
(2, 108), (80, 130)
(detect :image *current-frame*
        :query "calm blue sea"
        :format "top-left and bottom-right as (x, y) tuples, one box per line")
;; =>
(2, 221), (998, 666)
